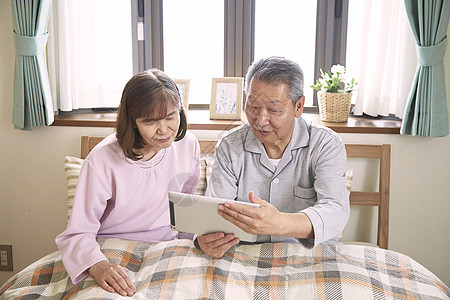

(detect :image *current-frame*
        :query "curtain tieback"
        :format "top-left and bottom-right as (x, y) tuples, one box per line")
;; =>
(13, 31), (49, 56)
(416, 37), (447, 67)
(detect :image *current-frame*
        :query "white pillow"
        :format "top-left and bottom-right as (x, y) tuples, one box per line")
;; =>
(346, 168), (354, 196)
(194, 155), (214, 196)
(64, 156), (84, 223)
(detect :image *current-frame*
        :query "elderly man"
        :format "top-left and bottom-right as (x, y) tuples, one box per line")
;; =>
(197, 56), (350, 258)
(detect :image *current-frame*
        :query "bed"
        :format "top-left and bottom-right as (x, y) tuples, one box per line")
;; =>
(0, 138), (448, 300)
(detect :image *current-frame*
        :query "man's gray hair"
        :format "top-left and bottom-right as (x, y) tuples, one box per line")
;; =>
(244, 56), (304, 106)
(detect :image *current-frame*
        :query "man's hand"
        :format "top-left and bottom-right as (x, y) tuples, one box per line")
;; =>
(218, 191), (314, 239)
(197, 232), (239, 258)
(217, 191), (284, 235)
(88, 260), (136, 297)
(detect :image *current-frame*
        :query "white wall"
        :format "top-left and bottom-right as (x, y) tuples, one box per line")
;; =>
(1, 1), (449, 286)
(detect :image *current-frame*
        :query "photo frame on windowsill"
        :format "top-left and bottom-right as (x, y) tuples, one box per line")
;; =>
(210, 77), (244, 120)
(174, 79), (190, 114)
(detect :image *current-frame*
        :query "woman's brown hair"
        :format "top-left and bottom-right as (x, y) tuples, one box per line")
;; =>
(115, 69), (187, 160)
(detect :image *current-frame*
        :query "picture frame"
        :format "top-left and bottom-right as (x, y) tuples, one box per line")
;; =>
(173, 79), (190, 114)
(210, 77), (244, 120)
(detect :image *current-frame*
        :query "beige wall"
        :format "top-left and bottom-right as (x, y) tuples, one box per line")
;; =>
(1, 1), (449, 286)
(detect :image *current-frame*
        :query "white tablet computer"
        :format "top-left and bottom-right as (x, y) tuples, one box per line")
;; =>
(168, 191), (259, 242)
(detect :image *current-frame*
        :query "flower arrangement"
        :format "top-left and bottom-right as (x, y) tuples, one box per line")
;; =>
(311, 65), (358, 122)
(311, 64), (357, 93)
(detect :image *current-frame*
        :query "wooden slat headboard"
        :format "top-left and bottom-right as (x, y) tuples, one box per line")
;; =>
(345, 144), (390, 249)
(81, 136), (105, 159)
(80, 137), (390, 249)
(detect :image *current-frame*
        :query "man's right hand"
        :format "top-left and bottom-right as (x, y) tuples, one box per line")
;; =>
(197, 232), (239, 258)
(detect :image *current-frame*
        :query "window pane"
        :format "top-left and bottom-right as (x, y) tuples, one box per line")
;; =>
(345, 0), (365, 105)
(163, 0), (224, 105)
(255, 0), (317, 106)
(69, 0), (133, 109)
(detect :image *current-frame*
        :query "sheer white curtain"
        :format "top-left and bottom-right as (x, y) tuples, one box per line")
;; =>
(47, 0), (133, 112)
(346, 0), (417, 117)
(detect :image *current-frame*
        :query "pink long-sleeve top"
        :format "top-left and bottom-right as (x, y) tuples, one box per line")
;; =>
(55, 132), (200, 284)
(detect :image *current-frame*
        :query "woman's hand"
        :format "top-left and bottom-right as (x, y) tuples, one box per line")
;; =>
(197, 232), (239, 258)
(88, 260), (136, 297)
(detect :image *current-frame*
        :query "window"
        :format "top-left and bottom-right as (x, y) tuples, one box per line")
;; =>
(138, 0), (345, 107)
(254, 0), (317, 106)
(51, 0), (349, 110)
(48, 0), (133, 111)
(163, 0), (224, 104)
(345, 0), (415, 117)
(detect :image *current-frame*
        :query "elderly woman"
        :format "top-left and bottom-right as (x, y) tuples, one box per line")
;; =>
(56, 69), (200, 296)
(197, 56), (350, 258)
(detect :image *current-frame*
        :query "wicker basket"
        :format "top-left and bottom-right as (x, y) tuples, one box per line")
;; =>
(317, 91), (352, 122)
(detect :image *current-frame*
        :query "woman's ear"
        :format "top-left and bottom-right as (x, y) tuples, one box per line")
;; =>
(294, 96), (305, 118)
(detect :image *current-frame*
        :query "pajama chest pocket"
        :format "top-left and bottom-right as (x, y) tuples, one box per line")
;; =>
(293, 186), (316, 210)
(294, 185), (316, 199)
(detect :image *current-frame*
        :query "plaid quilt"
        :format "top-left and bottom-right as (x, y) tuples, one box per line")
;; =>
(0, 239), (448, 299)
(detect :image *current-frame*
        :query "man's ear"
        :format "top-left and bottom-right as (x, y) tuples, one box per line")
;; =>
(294, 96), (305, 118)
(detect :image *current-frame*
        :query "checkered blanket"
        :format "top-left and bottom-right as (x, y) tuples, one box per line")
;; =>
(1, 239), (448, 299)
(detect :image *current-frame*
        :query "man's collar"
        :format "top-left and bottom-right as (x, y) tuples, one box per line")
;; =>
(289, 117), (311, 150)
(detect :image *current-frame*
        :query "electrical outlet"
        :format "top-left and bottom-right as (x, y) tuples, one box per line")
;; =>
(1, 251), (7, 265)
(0, 245), (13, 271)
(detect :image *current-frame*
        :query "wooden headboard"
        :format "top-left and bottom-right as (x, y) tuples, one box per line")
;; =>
(345, 144), (390, 249)
(81, 136), (390, 249)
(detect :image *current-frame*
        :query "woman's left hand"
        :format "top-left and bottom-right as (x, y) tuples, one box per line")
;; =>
(88, 260), (136, 297)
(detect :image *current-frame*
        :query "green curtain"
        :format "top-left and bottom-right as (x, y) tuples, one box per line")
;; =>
(401, 0), (450, 137)
(11, 0), (53, 131)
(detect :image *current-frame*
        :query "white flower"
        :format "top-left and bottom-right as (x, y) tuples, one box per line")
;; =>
(331, 64), (345, 75)
(311, 64), (357, 93)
